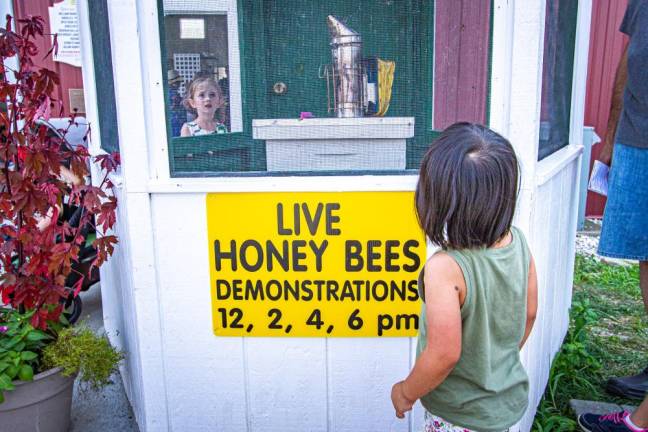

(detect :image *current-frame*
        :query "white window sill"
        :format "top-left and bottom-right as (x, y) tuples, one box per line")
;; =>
(536, 145), (583, 186)
(145, 174), (419, 194)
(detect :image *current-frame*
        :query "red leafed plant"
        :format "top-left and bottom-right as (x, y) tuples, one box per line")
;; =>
(0, 15), (119, 329)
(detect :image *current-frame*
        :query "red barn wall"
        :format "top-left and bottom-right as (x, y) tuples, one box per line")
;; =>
(433, 0), (491, 129)
(584, 0), (629, 217)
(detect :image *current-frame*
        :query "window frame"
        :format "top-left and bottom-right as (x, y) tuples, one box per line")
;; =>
(88, 0), (120, 154)
(537, 0), (579, 161)
(535, 0), (590, 185)
(145, 0), (497, 185)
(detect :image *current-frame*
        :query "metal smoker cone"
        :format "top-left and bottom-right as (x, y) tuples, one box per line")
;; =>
(326, 15), (360, 39)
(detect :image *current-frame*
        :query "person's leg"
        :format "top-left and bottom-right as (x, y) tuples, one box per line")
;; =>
(598, 144), (648, 399)
(630, 395), (648, 429)
(606, 260), (648, 398)
(607, 261), (648, 399)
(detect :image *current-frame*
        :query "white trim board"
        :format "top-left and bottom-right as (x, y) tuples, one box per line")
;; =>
(146, 174), (419, 194)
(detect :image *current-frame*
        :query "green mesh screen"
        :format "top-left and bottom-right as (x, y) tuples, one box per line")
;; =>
(159, 0), (493, 177)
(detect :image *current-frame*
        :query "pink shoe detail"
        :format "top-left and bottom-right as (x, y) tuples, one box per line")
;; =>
(600, 410), (630, 424)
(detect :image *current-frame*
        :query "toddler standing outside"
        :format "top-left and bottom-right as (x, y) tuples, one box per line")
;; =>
(180, 76), (228, 137)
(391, 123), (538, 432)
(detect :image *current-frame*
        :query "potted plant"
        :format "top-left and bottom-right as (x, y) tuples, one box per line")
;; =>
(0, 309), (124, 431)
(0, 15), (122, 432)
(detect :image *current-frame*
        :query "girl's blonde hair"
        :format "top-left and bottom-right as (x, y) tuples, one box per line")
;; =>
(182, 76), (224, 117)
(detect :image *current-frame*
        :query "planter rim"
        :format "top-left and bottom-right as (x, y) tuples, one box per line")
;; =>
(11, 366), (68, 387)
(0, 365), (75, 431)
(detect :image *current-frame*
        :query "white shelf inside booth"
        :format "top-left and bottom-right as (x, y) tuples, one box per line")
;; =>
(252, 117), (415, 172)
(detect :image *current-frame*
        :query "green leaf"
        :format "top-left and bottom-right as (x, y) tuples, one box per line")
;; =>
(20, 351), (37, 361)
(18, 365), (33, 382)
(25, 330), (50, 342)
(5, 336), (21, 349)
(5, 365), (18, 380)
(0, 373), (12, 388)
(59, 314), (70, 326)
(0, 391), (4, 403)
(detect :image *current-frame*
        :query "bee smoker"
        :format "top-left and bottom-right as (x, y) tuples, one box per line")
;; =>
(323, 15), (365, 118)
(320, 16), (395, 118)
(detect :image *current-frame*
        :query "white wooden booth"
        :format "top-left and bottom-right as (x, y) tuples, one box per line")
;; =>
(77, 0), (592, 431)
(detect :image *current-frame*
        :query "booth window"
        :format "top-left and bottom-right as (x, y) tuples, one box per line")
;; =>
(89, 0), (119, 153)
(162, 10), (232, 134)
(158, 1), (492, 177)
(538, 0), (579, 160)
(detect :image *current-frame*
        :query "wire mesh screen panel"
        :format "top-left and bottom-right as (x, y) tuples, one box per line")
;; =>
(159, 0), (492, 176)
(538, 0), (579, 160)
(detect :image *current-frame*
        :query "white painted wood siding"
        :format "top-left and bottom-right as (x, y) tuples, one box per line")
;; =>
(150, 193), (416, 432)
(145, 156), (581, 431)
(517, 152), (582, 432)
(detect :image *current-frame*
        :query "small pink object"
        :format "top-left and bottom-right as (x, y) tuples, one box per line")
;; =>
(299, 112), (314, 120)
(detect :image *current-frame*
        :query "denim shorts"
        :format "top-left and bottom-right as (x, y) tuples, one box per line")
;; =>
(598, 143), (648, 261)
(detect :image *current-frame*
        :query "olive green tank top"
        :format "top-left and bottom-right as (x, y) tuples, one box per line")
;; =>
(417, 226), (531, 432)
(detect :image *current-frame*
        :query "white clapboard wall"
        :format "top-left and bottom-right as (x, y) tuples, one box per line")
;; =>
(94, 157), (582, 432)
(77, 0), (592, 431)
(516, 154), (583, 431)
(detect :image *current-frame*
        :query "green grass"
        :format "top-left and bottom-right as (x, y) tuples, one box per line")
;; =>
(574, 255), (647, 380)
(532, 254), (647, 431)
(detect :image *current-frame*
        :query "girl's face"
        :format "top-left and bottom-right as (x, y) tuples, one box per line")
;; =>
(189, 81), (222, 118)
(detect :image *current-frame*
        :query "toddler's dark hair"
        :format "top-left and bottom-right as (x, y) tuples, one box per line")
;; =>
(415, 122), (519, 250)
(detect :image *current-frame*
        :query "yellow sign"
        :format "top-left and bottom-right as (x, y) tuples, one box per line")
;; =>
(207, 192), (426, 337)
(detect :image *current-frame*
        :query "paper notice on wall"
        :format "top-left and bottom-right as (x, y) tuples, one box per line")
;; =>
(48, 0), (81, 68)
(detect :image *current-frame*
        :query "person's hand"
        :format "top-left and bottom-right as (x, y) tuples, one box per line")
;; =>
(35, 204), (62, 231)
(391, 381), (414, 419)
(598, 138), (613, 166)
